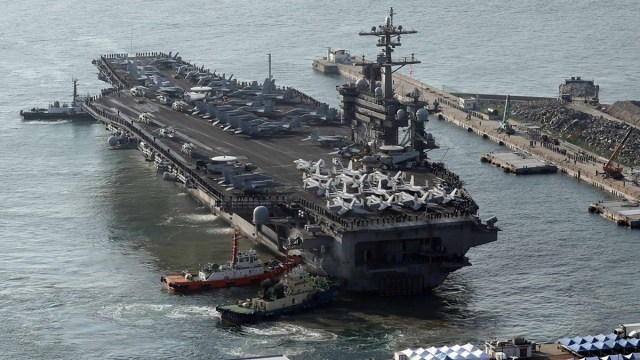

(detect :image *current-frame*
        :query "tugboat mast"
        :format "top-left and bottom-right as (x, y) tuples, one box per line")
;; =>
(231, 229), (239, 266)
(72, 78), (78, 105)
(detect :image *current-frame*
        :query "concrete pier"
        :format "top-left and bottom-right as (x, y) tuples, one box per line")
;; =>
(481, 152), (557, 175)
(589, 201), (640, 228)
(312, 58), (339, 74)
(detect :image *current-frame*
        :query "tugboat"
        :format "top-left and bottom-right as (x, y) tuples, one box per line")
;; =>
(215, 265), (339, 324)
(20, 79), (94, 121)
(161, 230), (301, 293)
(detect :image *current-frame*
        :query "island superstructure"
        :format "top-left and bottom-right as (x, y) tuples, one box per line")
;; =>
(82, 9), (499, 295)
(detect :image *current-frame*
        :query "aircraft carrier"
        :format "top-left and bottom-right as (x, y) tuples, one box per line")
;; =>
(84, 8), (499, 295)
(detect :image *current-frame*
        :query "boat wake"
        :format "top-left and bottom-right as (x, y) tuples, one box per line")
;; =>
(99, 303), (219, 324)
(216, 323), (336, 358)
(242, 322), (338, 343)
(23, 119), (72, 125)
(165, 305), (220, 319)
(205, 226), (234, 235)
(178, 213), (220, 224)
(156, 213), (220, 227)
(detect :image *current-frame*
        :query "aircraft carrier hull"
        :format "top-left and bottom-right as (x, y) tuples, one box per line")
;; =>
(85, 49), (498, 295)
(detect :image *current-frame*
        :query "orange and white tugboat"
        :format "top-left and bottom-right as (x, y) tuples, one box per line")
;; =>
(161, 230), (301, 293)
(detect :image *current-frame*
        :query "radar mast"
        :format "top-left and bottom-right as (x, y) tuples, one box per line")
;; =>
(357, 7), (421, 100)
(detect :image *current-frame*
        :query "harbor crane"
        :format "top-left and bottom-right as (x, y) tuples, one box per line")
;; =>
(497, 95), (515, 135)
(603, 127), (633, 180)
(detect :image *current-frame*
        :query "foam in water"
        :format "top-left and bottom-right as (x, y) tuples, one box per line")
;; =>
(243, 322), (338, 342)
(178, 213), (220, 224)
(100, 303), (220, 323)
(22, 120), (72, 125)
(205, 226), (235, 235)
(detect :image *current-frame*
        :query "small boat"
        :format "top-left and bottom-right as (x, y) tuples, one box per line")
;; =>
(20, 79), (94, 121)
(161, 230), (302, 293)
(138, 141), (155, 161)
(215, 265), (339, 324)
(154, 156), (170, 171)
(107, 131), (138, 150)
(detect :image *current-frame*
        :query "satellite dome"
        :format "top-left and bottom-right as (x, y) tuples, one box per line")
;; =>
(374, 87), (383, 97)
(107, 136), (118, 147)
(396, 109), (407, 122)
(253, 206), (270, 225)
(356, 78), (368, 90)
(416, 107), (429, 122)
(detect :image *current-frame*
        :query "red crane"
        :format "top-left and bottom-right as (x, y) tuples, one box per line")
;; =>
(603, 127), (634, 179)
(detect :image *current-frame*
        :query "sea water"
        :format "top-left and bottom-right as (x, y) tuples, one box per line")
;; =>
(1, 1), (638, 358)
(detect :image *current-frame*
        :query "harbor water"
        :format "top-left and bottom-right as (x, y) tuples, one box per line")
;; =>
(1, 1), (639, 359)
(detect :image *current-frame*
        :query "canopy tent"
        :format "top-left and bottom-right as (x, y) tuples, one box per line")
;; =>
(627, 339), (640, 349)
(570, 344), (591, 354)
(601, 355), (624, 360)
(583, 337), (596, 344)
(607, 334), (622, 342)
(460, 351), (474, 359)
(566, 338), (640, 355)
(462, 344), (477, 352)
(399, 349), (414, 358)
(610, 341), (625, 351)
(596, 335), (609, 343)
(561, 338), (577, 346)
(427, 347), (440, 355)
(414, 349), (427, 357)
(398, 344), (490, 360)
(573, 337), (589, 345)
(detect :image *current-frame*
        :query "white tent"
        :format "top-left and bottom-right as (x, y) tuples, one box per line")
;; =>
(601, 355), (623, 360)
(414, 348), (427, 357)
(399, 349), (414, 358)
(473, 349), (491, 360)
(463, 344), (478, 352)
(427, 347), (439, 355)
(398, 344), (490, 360)
(460, 350), (474, 359)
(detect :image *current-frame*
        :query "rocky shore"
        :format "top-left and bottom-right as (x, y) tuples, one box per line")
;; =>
(510, 100), (639, 167)
(603, 101), (640, 128)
